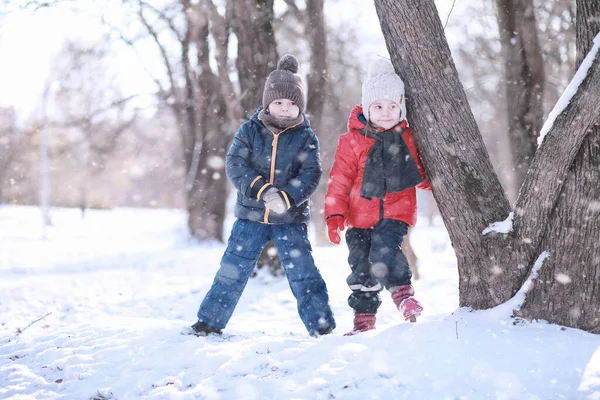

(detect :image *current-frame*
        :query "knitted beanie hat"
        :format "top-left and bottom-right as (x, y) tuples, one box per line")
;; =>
(361, 58), (406, 121)
(263, 54), (305, 113)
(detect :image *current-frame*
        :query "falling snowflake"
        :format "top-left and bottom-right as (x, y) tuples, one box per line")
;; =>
(555, 273), (571, 284)
(207, 156), (225, 169)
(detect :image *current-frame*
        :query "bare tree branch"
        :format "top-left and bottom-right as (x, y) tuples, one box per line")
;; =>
(281, 0), (306, 23)
(60, 94), (141, 127)
(18, 0), (79, 12)
(198, 0), (242, 125)
(8, 312), (52, 342)
(136, 0), (178, 103)
(139, 0), (184, 42)
(102, 19), (167, 95)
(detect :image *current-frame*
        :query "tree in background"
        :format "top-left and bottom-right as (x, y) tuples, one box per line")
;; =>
(0, 107), (21, 202)
(49, 40), (135, 213)
(443, 1), (575, 203)
(375, 0), (600, 332)
(495, 0), (544, 194)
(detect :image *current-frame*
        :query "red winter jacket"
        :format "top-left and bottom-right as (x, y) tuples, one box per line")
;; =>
(324, 105), (431, 229)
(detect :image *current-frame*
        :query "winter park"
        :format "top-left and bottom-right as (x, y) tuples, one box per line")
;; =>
(1, 0), (600, 399)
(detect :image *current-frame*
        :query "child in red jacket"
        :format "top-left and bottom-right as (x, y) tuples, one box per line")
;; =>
(324, 58), (431, 335)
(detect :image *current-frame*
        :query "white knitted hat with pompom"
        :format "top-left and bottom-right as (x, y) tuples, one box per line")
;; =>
(361, 58), (406, 121)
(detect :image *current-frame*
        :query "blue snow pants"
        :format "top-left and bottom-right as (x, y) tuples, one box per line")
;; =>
(197, 219), (336, 335)
(345, 219), (412, 314)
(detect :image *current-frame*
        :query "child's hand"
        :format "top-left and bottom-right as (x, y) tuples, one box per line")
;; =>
(263, 188), (286, 214)
(326, 215), (345, 244)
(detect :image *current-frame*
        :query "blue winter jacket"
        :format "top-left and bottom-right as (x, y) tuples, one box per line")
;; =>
(226, 107), (322, 224)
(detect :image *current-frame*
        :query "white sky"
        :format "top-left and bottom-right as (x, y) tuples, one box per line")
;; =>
(0, 0), (460, 121)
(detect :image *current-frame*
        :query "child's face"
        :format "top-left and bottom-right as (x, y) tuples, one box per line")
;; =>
(268, 99), (300, 119)
(368, 99), (401, 130)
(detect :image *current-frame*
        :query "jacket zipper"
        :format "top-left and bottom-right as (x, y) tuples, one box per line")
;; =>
(262, 119), (303, 223)
(264, 133), (279, 223)
(380, 197), (385, 221)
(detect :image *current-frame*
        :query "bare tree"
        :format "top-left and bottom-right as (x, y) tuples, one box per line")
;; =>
(226, 0), (281, 270)
(447, 1), (574, 203)
(495, 0), (544, 195)
(304, 0), (330, 246)
(49, 40), (135, 214)
(375, 0), (600, 332)
(518, 0), (600, 332)
(0, 107), (20, 202)
(230, 0), (278, 119)
(183, 1), (231, 241)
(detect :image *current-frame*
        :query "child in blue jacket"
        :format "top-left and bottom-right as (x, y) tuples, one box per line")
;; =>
(188, 54), (336, 337)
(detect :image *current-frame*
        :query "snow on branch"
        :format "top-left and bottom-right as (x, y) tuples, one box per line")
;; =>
(482, 212), (514, 235)
(538, 32), (600, 147)
(507, 251), (550, 312)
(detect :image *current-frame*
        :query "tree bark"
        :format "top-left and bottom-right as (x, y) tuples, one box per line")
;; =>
(230, 0), (278, 119)
(375, 0), (600, 324)
(0, 107), (18, 203)
(495, 0), (544, 194)
(511, 40), (600, 294)
(185, 4), (230, 241)
(518, 0), (600, 333)
(375, 0), (515, 309)
(402, 230), (419, 280)
(305, 0), (330, 245)
(230, 0), (280, 272)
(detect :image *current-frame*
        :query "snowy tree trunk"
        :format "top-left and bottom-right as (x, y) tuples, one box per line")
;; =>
(402, 230), (419, 280)
(375, 0), (518, 309)
(230, 0), (281, 272)
(305, 0), (330, 246)
(185, 10), (230, 241)
(231, 0), (278, 119)
(518, 0), (600, 333)
(376, 0), (600, 332)
(0, 108), (18, 203)
(495, 0), (544, 194)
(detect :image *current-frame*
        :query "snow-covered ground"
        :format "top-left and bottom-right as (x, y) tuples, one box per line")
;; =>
(1, 206), (599, 399)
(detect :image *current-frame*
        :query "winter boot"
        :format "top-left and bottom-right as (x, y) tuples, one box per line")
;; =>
(344, 313), (376, 336)
(189, 320), (222, 336)
(312, 325), (335, 337)
(391, 285), (423, 322)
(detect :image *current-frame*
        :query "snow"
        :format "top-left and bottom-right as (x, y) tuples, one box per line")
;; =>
(498, 251), (550, 315)
(482, 212), (514, 235)
(1, 206), (600, 399)
(538, 32), (600, 147)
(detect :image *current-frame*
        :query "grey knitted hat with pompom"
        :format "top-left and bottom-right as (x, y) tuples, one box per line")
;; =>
(262, 54), (305, 112)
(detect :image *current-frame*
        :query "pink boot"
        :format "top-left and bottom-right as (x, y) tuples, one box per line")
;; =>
(344, 313), (376, 336)
(391, 285), (423, 322)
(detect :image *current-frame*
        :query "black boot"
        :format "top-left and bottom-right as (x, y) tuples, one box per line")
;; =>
(189, 320), (222, 336)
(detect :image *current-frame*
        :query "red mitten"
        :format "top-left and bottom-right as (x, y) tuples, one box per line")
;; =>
(326, 215), (345, 244)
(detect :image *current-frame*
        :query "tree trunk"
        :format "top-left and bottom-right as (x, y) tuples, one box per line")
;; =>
(495, 0), (544, 195)
(518, 0), (600, 333)
(375, 0), (600, 325)
(231, 0), (278, 119)
(305, 0), (330, 245)
(511, 39), (600, 298)
(375, 0), (515, 309)
(231, 0), (280, 272)
(0, 107), (18, 203)
(402, 230), (419, 280)
(185, 6), (230, 241)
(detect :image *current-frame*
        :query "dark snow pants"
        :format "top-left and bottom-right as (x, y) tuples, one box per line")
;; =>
(197, 219), (336, 335)
(345, 219), (412, 314)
